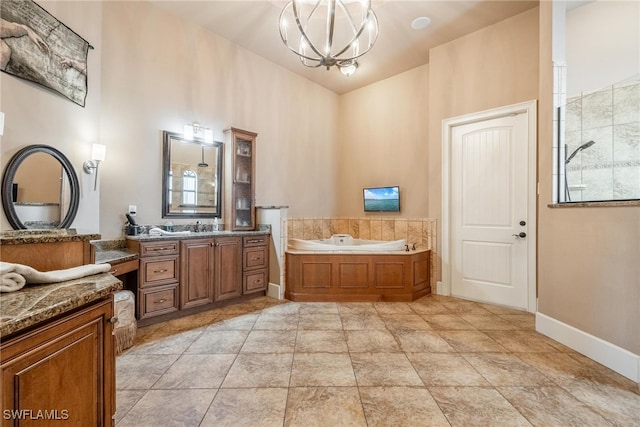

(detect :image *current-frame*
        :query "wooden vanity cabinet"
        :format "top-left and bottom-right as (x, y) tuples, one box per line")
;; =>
(128, 233), (269, 325)
(136, 240), (180, 320)
(1, 297), (115, 427)
(181, 236), (242, 309)
(242, 235), (269, 294)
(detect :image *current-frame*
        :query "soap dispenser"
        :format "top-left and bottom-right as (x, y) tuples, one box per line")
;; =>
(213, 217), (219, 231)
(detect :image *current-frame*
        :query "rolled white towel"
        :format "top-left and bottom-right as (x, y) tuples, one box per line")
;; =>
(0, 272), (27, 293)
(0, 262), (112, 293)
(148, 227), (190, 236)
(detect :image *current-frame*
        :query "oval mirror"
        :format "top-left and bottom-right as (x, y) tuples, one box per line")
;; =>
(162, 131), (223, 218)
(1, 145), (80, 229)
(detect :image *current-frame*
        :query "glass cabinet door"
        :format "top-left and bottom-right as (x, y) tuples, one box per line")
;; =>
(224, 128), (257, 230)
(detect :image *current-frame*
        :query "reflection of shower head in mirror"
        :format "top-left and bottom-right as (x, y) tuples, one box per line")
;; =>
(198, 145), (209, 167)
(565, 140), (596, 164)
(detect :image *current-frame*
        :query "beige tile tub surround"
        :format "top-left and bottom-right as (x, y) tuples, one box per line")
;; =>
(287, 217), (438, 291)
(288, 217), (436, 249)
(115, 295), (640, 426)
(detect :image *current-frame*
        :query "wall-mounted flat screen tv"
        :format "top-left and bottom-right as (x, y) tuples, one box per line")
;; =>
(363, 186), (400, 212)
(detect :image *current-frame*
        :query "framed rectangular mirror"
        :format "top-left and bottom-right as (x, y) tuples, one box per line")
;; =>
(162, 131), (223, 218)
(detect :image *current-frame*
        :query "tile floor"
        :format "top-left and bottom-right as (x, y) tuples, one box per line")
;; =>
(115, 295), (640, 426)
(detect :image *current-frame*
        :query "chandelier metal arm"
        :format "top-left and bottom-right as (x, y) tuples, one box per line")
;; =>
(326, 0), (336, 58)
(333, 7), (378, 60)
(292, 0), (325, 60)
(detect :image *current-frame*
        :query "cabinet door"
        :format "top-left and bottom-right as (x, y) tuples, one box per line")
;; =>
(224, 127), (257, 231)
(1, 298), (114, 427)
(214, 237), (242, 301)
(181, 239), (215, 310)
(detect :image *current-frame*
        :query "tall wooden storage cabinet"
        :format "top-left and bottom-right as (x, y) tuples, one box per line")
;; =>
(224, 127), (257, 230)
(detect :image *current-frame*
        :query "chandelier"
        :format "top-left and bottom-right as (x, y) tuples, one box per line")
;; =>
(279, 0), (379, 75)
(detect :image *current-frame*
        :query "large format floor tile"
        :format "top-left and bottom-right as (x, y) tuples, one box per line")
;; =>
(116, 295), (639, 426)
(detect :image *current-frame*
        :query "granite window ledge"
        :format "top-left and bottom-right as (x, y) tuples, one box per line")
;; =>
(548, 200), (640, 208)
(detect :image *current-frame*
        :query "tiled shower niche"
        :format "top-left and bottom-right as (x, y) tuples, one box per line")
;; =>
(564, 74), (640, 202)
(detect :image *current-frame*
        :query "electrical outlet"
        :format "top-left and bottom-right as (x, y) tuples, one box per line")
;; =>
(128, 205), (137, 216)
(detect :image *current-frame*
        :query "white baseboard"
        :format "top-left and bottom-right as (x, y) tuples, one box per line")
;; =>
(536, 312), (640, 383)
(267, 283), (282, 300)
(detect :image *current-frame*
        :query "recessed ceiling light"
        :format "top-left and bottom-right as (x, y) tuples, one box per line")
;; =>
(411, 16), (431, 30)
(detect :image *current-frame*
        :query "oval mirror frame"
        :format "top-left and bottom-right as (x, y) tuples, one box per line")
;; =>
(1, 144), (80, 229)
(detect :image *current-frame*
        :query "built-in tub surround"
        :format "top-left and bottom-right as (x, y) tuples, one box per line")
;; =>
(289, 234), (407, 252)
(286, 247), (431, 302)
(287, 217), (437, 290)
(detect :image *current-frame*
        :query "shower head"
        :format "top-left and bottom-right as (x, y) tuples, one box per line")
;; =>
(197, 145), (209, 167)
(565, 140), (596, 164)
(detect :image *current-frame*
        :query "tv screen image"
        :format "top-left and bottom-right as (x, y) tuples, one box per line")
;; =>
(363, 186), (400, 212)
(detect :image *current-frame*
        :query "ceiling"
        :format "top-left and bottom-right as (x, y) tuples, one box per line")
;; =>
(150, 1), (539, 94)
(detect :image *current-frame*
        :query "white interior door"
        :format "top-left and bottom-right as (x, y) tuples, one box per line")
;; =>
(449, 111), (531, 310)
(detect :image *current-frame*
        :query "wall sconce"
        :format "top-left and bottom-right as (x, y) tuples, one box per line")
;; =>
(83, 143), (106, 191)
(184, 122), (213, 143)
(0, 112), (5, 136)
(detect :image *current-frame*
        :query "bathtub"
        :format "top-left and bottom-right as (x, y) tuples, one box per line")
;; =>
(286, 235), (431, 302)
(288, 234), (407, 252)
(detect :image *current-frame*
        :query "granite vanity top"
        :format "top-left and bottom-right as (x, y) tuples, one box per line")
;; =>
(0, 273), (122, 338)
(0, 229), (101, 246)
(126, 229), (271, 242)
(94, 249), (138, 264)
(91, 239), (138, 264)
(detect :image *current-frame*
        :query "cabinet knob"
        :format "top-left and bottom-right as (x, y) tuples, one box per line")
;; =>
(109, 316), (119, 324)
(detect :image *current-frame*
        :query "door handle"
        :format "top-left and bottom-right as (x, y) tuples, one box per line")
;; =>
(512, 232), (527, 238)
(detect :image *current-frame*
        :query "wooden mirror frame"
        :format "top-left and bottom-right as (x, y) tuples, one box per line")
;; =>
(1, 144), (80, 229)
(162, 131), (224, 219)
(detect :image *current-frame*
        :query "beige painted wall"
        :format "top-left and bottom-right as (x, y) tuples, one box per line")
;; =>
(98, 1), (338, 239)
(427, 8), (541, 281)
(0, 1), (102, 233)
(537, 3), (640, 355)
(336, 64), (429, 218)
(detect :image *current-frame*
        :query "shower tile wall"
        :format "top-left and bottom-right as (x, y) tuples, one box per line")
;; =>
(287, 217), (438, 291)
(565, 76), (640, 201)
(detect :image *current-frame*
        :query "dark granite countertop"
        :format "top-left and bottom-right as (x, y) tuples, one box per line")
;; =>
(95, 249), (138, 264)
(0, 273), (122, 338)
(0, 229), (101, 246)
(126, 229), (270, 242)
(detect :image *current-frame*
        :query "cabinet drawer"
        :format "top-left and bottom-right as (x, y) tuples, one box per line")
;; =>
(139, 241), (179, 257)
(140, 285), (179, 319)
(243, 235), (268, 247)
(108, 259), (138, 276)
(244, 247), (267, 270)
(244, 270), (267, 294)
(140, 256), (179, 287)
